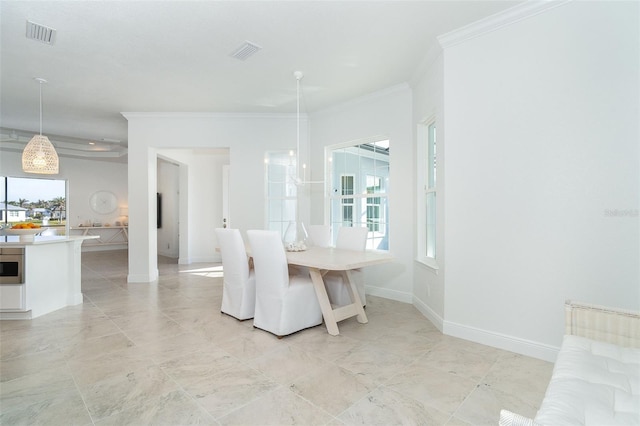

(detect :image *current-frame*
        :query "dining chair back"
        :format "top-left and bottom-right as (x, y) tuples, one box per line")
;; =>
(307, 224), (331, 248)
(215, 228), (256, 320)
(335, 226), (368, 251)
(247, 230), (323, 337)
(325, 226), (369, 307)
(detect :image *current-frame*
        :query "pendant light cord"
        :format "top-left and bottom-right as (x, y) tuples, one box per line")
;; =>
(39, 80), (43, 136)
(296, 74), (300, 180)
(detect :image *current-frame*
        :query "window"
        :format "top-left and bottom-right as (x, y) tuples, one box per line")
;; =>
(417, 120), (438, 268)
(329, 137), (389, 250)
(366, 175), (381, 232)
(340, 175), (354, 226)
(0, 176), (67, 232)
(264, 151), (298, 238)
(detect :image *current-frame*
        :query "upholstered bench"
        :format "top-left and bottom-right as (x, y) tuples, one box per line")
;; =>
(499, 300), (640, 426)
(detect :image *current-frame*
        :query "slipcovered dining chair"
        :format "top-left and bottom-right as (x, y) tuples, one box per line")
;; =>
(307, 224), (331, 248)
(215, 228), (256, 320)
(247, 230), (323, 337)
(324, 226), (368, 307)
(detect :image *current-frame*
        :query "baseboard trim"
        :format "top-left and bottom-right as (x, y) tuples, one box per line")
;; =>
(67, 293), (84, 306)
(0, 310), (32, 320)
(127, 270), (159, 283)
(177, 255), (220, 265)
(443, 320), (559, 362)
(366, 286), (412, 304)
(412, 296), (444, 332)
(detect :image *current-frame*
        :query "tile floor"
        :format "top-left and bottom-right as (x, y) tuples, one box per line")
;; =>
(0, 250), (553, 425)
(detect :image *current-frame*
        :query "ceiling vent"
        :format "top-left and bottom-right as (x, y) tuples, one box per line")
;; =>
(26, 20), (57, 45)
(230, 41), (262, 61)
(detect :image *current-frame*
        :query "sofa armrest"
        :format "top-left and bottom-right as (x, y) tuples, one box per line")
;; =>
(565, 300), (640, 348)
(499, 409), (541, 426)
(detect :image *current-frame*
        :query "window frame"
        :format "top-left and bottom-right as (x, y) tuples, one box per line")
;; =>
(264, 151), (298, 238)
(417, 118), (439, 270)
(327, 136), (390, 251)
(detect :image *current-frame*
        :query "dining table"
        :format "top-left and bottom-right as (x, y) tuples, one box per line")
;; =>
(284, 246), (394, 336)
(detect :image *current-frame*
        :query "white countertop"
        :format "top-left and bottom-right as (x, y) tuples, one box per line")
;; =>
(0, 235), (99, 247)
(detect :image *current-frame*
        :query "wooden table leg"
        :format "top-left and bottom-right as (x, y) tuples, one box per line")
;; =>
(308, 268), (340, 335)
(342, 270), (368, 324)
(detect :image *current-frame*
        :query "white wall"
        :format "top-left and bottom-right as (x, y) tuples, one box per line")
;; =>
(124, 113), (309, 282)
(310, 85), (414, 302)
(157, 149), (230, 263)
(0, 150), (128, 238)
(441, 1), (639, 361)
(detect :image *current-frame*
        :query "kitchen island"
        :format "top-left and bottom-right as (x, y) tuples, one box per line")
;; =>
(0, 235), (98, 320)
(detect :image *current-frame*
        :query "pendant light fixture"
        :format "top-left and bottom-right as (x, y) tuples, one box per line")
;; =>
(22, 77), (59, 174)
(283, 71), (307, 250)
(290, 71), (322, 187)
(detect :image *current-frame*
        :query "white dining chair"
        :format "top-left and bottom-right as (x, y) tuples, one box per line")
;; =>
(247, 230), (323, 337)
(215, 228), (256, 320)
(307, 224), (331, 248)
(324, 226), (368, 307)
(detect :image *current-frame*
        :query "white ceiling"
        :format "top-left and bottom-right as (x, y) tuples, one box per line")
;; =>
(0, 0), (522, 160)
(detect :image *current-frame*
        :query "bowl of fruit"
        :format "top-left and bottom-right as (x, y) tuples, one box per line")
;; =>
(5, 223), (47, 240)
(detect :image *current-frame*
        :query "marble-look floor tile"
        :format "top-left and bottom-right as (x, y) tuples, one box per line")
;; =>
(365, 330), (437, 358)
(454, 382), (541, 425)
(333, 342), (414, 385)
(0, 328), (61, 360)
(133, 331), (212, 364)
(79, 365), (179, 421)
(287, 330), (364, 363)
(0, 387), (92, 426)
(0, 368), (77, 415)
(445, 416), (473, 425)
(216, 330), (283, 361)
(67, 345), (157, 387)
(218, 386), (334, 426)
(482, 352), (553, 407)
(247, 343), (332, 385)
(416, 340), (500, 381)
(108, 309), (172, 331)
(183, 365), (279, 419)
(54, 319), (123, 345)
(0, 251), (553, 426)
(385, 361), (478, 416)
(121, 316), (186, 346)
(289, 364), (378, 417)
(338, 386), (451, 425)
(0, 348), (67, 383)
(94, 389), (215, 426)
(61, 331), (135, 362)
(159, 345), (242, 387)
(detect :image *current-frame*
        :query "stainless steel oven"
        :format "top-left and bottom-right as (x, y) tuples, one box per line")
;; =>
(0, 248), (24, 284)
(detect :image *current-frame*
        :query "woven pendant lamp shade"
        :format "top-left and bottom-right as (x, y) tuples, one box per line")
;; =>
(22, 134), (59, 174)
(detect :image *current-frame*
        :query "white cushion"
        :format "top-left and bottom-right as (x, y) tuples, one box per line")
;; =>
(535, 335), (640, 426)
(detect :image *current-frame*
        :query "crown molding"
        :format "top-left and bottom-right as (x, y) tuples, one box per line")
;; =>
(121, 112), (306, 120)
(438, 0), (571, 49)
